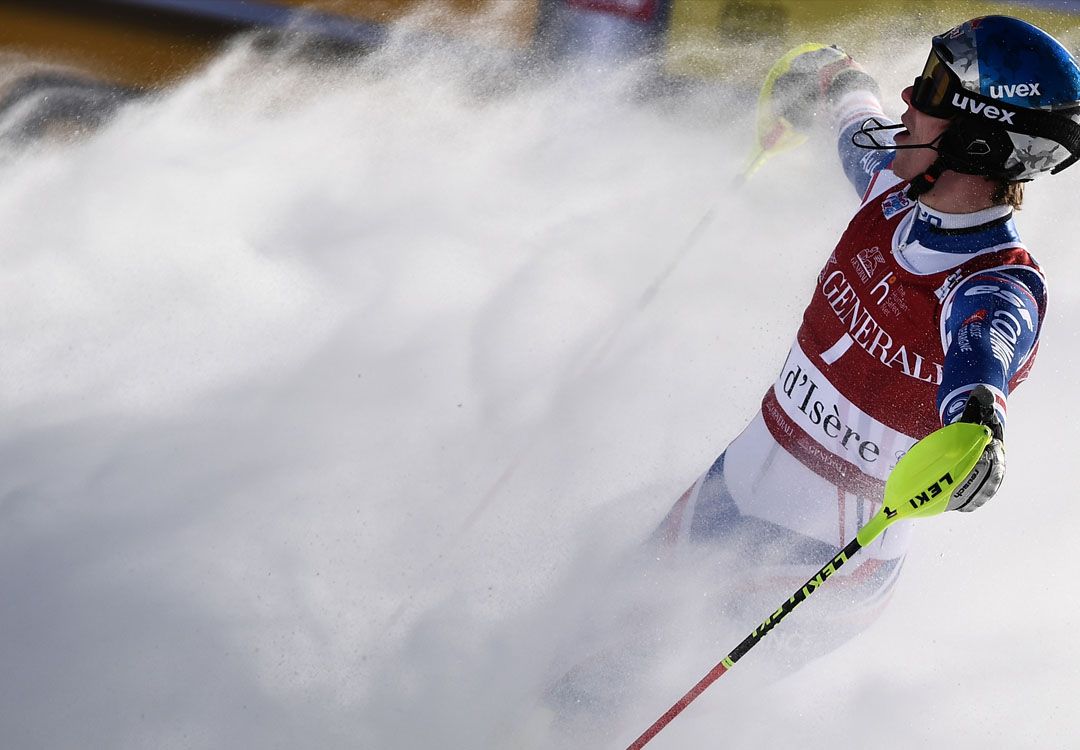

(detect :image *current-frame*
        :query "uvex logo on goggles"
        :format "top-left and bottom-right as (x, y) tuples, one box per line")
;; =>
(912, 51), (1021, 124)
(950, 93), (1017, 123)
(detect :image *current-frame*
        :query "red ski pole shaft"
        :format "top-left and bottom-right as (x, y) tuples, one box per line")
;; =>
(625, 537), (862, 749)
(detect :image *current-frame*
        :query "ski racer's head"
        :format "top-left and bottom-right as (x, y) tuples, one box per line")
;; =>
(883, 16), (1080, 202)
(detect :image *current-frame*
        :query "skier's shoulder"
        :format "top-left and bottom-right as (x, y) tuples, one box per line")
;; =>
(857, 165), (904, 207)
(951, 263), (1046, 319)
(946, 216), (1046, 303)
(944, 249), (1047, 347)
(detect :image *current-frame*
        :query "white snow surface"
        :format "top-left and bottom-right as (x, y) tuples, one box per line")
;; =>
(2, 23), (1080, 750)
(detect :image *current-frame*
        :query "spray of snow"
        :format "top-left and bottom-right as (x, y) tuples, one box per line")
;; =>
(2, 14), (1080, 750)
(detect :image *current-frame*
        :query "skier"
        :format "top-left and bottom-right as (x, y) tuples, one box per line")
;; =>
(655, 16), (1080, 636)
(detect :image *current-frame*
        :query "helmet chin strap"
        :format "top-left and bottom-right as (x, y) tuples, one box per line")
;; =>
(852, 118), (950, 199)
(905, 156), (948, 199)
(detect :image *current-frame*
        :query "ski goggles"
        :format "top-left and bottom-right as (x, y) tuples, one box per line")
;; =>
(906, 47), (1080, 174)
(910, 50), (955, 117)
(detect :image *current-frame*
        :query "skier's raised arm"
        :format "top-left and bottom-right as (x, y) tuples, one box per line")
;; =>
(831, 85), (895, 200)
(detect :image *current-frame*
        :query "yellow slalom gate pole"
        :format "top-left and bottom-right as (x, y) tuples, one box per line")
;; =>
(736, 42), (830, 184)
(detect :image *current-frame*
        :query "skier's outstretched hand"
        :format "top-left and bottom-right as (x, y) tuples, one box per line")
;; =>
(770, 45), (877, 132)
(947, 385), (1005, 512)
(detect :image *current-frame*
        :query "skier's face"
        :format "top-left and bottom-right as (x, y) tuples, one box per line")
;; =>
(891, 85), (952, 180)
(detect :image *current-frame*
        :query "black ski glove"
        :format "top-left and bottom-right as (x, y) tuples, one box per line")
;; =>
(771, 45), (879, 132)
(947, 385), (1006, 513)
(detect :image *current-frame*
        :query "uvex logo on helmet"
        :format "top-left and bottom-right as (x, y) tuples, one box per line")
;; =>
(951, 93), (1016, 123)
(989, 82), (1041, 98)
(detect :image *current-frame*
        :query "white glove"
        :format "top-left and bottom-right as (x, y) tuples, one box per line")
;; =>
(947, 385), (1005, 513)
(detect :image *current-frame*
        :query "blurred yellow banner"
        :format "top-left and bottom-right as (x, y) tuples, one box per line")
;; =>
(664, 0), (1080, 81)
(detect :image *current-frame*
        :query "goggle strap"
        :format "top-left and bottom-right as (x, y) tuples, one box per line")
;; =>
(1051, 152), (1080, 175)
(914, 74), (1080, 163)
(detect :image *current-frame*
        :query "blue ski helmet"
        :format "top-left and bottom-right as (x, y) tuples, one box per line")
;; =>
(911, 16), (1080, 180)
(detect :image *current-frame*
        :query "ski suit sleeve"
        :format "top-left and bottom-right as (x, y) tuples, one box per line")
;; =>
(937, 269), (1045, 429)
(831, 89), (895, 199)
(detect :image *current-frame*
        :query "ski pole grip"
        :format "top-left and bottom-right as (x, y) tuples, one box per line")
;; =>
(857, 422), (992, 546)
